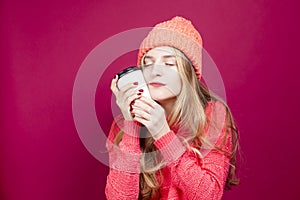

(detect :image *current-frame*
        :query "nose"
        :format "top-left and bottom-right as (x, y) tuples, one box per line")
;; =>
(150, 63), (163, 77)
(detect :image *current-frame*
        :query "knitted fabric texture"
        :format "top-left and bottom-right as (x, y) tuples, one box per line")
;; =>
(105, 100), (232, 199)
(137, 16), (203, 80)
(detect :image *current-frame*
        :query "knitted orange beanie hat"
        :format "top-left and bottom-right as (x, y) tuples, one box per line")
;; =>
(137, 16), (203, 80)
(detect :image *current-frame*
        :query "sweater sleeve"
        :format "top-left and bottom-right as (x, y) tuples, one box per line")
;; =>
(105, 115), (142, 200)
(154, 101), (232, 200)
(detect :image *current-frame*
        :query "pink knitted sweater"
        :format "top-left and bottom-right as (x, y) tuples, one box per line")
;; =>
(105, 100), (232, 200)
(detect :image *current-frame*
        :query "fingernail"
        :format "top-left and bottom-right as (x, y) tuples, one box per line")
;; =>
(130, 106), (133, 111)
(138, 89), (144, 92)
(133, 82), (138, 85)
(130, 100), (135, 105)
(137, 93), (142, 96)
(114, 75), (117, 79)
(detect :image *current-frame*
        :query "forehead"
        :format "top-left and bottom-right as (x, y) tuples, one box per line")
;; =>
(145, 46), (176, 58)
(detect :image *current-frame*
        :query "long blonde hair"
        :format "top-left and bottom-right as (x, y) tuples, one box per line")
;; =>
(114, 47), (240, 199)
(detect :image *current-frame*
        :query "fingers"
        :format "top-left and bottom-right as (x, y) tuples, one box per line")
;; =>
(136, 96), (156, 108)
(131, 98), (153, 114)
(130, 95), (157, 124)
(132, 106), (169, 138)
(127, 94), (142, 107)
(132, 114), (149, 125)
(110, 75), (119, 95)
(111, 74), (139, 103)
(131, 106), (151, 119)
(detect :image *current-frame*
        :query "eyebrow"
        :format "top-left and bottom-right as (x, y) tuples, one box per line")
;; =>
(144, 55), (176, 59)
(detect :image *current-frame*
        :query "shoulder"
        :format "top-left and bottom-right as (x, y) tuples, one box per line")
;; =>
(205, 100), (227, 121)
(204, 100), (232, 152)
(204, 100), (228, 141)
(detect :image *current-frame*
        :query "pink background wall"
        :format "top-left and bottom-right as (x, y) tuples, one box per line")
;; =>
(1, 0), (299, 199)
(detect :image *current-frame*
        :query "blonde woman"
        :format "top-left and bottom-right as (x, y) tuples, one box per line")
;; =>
(106, 16), (239, 200)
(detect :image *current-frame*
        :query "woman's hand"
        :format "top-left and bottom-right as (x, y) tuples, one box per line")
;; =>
(130, 96), (170, 140)
(110, 75), (141, 120)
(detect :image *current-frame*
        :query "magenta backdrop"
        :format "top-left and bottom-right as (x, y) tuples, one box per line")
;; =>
(1, 0), (300, 199)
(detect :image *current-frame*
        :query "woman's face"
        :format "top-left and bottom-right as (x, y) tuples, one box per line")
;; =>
(142, 46), (182, 103)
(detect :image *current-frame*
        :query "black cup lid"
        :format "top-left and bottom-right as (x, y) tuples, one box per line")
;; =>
(117, 66), (140, 79)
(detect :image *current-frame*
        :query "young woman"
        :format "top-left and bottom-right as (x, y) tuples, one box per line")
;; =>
(106, 16), (239, 200)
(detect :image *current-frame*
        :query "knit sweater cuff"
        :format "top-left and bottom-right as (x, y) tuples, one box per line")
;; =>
(154, 131), (186, 164)
(119, 120), (141, 153)
(108, 120), (141, 173)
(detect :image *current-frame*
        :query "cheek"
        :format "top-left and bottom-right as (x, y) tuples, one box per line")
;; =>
(171, 74), (182, 94)
(142, 70), (151, 81)
(161, 76), (181, 97)
(161, 68), (182, 95)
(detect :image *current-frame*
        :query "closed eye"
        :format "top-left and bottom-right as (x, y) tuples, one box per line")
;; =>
(165, 63), (176, 66)
(143, 63), (153, 67)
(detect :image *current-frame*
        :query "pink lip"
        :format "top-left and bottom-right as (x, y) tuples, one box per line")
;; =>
(149, 82), (166, 87)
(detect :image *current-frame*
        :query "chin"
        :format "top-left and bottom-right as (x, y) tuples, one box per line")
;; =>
(150, 93), (176, 103)
(149, 91), (165, 99)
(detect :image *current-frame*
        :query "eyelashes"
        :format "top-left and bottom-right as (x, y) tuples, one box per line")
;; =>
(143, 63), (153, 67)
(143, 63), (176, 67)
(165, 63), (175, 66)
